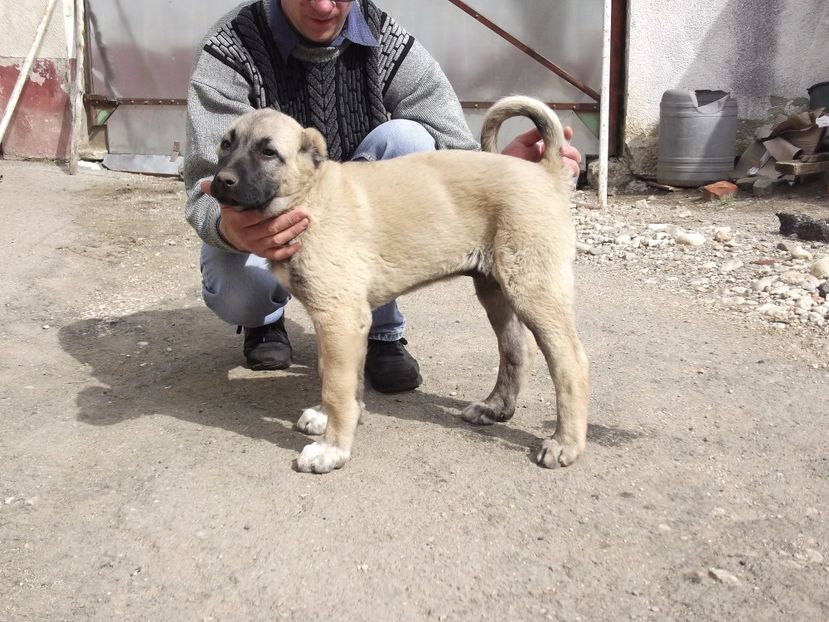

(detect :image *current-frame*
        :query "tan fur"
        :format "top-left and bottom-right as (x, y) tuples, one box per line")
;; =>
(216, 96), (590, 473)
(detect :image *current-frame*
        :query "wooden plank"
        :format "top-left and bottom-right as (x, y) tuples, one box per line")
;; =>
(775, 159), (829, 175)
(800, 152), (829, 163)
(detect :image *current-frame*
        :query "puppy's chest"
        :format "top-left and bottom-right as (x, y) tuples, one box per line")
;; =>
(270, 260), (312, 303)
(267, 228), (313, 297)
(270, 262), (297, 294)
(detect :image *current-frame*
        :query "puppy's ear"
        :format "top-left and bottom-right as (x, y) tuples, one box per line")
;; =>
(300, 127), (328, 167)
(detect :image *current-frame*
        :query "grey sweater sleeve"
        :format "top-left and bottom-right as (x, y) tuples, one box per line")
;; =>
(383, 39), (480, 152)
(183, 49), (255, 252)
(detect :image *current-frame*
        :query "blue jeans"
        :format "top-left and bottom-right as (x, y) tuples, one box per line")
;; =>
(200, 119), (436, 341)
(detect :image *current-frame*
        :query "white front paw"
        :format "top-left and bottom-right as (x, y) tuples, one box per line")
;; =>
(296, 442), (350, 474)
(295, 407), (327, 435)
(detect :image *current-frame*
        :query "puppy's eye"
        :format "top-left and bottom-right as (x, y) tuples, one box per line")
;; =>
(220, 139), (231, 151)
(262, 147), (278, 158)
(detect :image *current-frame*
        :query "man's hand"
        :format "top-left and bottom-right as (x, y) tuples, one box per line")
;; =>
(200, 179), (309, 261)
(502, 126), (582, 178)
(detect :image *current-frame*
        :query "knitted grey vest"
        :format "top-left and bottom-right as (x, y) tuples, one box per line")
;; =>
(203, 0), (414, 161)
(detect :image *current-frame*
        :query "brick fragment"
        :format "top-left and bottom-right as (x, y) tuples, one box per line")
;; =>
(702, 180), (738, 201)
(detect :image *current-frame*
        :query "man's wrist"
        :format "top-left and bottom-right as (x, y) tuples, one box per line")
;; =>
(216, 215), (241, 252)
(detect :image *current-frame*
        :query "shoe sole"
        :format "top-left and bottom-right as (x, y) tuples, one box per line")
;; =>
(369, 373), (423, 394)
(248, 361), (292, 371)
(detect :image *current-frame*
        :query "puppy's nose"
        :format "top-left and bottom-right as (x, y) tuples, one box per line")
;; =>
(214, 170), (238, 189)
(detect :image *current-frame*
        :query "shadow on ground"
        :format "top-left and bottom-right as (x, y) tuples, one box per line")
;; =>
(58, 307), (639, 459)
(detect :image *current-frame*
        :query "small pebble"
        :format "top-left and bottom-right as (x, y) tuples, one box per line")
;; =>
(708, 568), (739, 585)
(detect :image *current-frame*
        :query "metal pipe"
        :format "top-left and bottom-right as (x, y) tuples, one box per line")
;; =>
(461, 101), (599, 113)
(445, 0), (600, 102)
(598, 0), (612, 208)
(0, 0), (60, 148)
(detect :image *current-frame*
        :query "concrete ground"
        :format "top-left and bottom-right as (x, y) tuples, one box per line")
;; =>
(1, 160), (827, 621)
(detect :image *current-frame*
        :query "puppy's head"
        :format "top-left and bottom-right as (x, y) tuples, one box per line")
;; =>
(211, 108), (328, 213)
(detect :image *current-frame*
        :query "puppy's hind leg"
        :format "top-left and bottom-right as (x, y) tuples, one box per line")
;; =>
(504, 277), (589, 469)
(296, 305), (371, 474)
(461, 274), (536, 426)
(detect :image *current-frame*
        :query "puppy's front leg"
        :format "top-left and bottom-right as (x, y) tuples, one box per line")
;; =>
(296, 309), (369, 473)
(295, 332), (327, 436)
(295, 406), (328, 435)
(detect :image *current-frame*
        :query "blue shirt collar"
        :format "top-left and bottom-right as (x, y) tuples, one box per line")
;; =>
(269, 0), (379, 61)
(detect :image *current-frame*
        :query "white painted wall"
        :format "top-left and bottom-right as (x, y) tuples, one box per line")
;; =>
(0, 0), (71, 60)
(624, 0), (829, 175)
(0, 1), (76, 158)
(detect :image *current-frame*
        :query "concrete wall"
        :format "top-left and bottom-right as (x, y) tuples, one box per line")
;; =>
(0, 1), (72, 159)
(625, 0), (829, 176)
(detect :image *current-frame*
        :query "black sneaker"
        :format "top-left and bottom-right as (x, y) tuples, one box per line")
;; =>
(240, 317), (292, 370)
(365, 338), (422, 393)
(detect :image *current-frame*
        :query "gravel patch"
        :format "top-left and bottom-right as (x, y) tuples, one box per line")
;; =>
(571, 190), (829, 340)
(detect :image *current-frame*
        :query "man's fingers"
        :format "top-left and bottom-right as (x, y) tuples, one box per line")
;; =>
(562, 144), (582, 165)
(265, 217), (309, 246)
(221, 205), (262, 228)
(245, 210), (310, 255)
(200, 179), (212, 195)
(564, 158), (580, 178)
(271, 209), (310, 230)
(521, 126), (572, 146)
(559, 126), (581, 177)
(264, 241), (302, 261)
(265, 210), (310, 239)
(517, 127), (543, 145)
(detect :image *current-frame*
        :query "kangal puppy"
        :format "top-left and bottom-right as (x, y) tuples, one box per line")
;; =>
(211, 96), (589, 473)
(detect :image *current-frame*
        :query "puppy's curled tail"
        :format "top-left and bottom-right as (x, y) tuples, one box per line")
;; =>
(480, 95), (566, 175)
